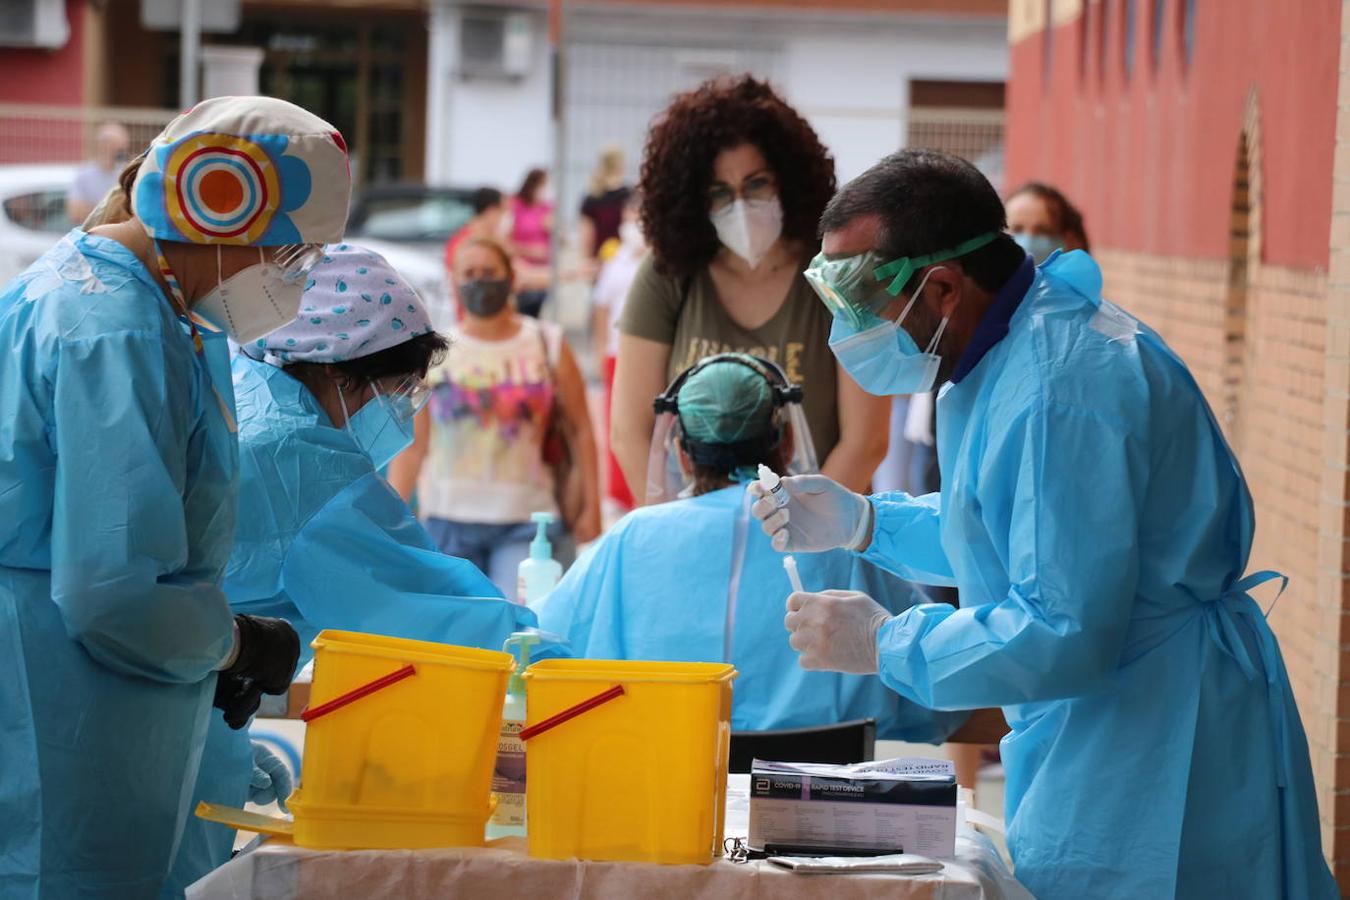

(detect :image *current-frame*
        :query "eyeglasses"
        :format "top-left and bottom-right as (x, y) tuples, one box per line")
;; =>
(270, 243), (327, 285)
(707, 173), (778, 214)
(375, 375), (431, 424)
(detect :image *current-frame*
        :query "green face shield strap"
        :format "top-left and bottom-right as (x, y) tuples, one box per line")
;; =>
(871, 231), (1000, 297)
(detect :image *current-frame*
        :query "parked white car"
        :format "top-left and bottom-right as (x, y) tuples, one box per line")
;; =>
(345, 184), (476, 330)
(354, 236), (455, 330)
(0, 164), (78, 285)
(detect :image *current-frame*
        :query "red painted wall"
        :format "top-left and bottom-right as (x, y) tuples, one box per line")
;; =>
(0, 0), (85, 106)
(1006, 0), (1340, 269)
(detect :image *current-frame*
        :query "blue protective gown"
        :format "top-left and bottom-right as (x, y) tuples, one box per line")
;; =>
(166, 355), (547, 896)
(535, 484), (965, 742)
(0, 232), (238, 898)
(862, 251), (1336, 899)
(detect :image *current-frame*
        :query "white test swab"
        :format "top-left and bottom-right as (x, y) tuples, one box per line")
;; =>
(783, 555), (804, 594)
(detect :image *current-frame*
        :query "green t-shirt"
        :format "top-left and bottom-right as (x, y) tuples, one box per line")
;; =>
(618, 254), (840, 461)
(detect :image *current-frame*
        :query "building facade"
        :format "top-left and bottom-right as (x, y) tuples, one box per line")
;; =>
(427, 0), (1008, 215)
(0, 0), (431, 186)
(1006, 0), (1349, 885)
(0, 0), (1008, 204)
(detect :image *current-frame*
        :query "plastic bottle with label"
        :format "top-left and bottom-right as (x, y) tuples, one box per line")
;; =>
(486, 631), (539, 840)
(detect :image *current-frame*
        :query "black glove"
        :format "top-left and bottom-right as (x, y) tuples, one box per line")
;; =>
(213, 615), (301, 730)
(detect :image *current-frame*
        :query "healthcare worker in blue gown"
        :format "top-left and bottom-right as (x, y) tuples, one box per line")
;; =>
(535, 352), (965, 742)
(165, 244), (551, 896)
(0, 97), (351, 898)
(752, 149), (1337, 899)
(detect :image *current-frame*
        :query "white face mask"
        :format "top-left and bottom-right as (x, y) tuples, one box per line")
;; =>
(619, 220), (644, 247)
(195, 246), (305, 343)
(710, 197), (783, 269)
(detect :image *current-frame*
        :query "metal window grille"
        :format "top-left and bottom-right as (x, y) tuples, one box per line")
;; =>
(0, 104), (177, 166)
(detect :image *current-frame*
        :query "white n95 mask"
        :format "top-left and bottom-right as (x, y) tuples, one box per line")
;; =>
(711, 197), (783, 268)
(195, 246), (305, 344)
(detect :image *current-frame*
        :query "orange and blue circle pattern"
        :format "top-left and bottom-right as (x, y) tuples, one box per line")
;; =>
(163, 134), (281, 244)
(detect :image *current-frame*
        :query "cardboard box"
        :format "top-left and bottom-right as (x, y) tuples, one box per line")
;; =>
(748, 759), (958, 858)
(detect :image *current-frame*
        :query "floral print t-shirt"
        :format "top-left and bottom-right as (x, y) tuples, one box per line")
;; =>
(417, 316), (561, 524)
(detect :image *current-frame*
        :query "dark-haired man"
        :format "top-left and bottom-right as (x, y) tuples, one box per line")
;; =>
(751, 149), (1335, 899)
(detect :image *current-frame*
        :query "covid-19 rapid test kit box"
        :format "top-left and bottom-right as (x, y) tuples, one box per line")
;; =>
(748, 758), (958, 858)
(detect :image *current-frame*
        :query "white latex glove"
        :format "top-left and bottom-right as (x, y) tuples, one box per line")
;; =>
(748, 474), (872, 553)
(784, 589), (891, 675)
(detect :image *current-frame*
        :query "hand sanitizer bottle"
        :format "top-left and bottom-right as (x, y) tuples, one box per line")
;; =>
(517, 512), (563, 606)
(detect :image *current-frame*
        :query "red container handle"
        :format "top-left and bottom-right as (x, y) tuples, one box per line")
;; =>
(519, 684), (625, 741)
(301, 664), (417, 723)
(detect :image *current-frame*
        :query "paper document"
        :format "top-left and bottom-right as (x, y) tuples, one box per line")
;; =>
(767, 852), (945, 875)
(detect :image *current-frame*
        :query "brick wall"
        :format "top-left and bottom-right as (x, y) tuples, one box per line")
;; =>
(1097, 246), (1344, 881)
(1009, 0), (1350, 886)
(1326, 2), (1350, 887)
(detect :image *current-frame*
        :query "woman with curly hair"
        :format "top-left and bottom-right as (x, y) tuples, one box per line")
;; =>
(611, 75), (889, 498)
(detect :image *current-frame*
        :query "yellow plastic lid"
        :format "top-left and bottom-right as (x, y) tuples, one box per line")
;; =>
(195, 802), (294, 842)
(311, 630), (514, 671)
(523, 658), (737, 684)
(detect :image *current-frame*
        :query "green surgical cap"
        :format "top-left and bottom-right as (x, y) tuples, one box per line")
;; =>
(676, 354), (776, 445)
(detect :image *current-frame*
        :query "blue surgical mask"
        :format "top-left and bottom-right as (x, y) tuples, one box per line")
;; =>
(1013, 232), (1062, 265)
(828, 267), (951, 396)
(337, 383), (419, 468)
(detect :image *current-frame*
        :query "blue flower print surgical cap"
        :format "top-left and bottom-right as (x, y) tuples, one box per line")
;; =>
(132, 95), (351, 247)
(242, 243), (436, 365)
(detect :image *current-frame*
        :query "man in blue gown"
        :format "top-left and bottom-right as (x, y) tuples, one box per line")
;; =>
(754, 149), (1337, 899)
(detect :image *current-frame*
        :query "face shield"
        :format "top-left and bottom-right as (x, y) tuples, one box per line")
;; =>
(804, 231), (1001, 330)
(644, 354), (819, 505)
(803, 250), (894, 330)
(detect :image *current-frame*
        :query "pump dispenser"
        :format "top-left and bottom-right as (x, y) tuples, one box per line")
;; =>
(487, 631), (540, 839)
(517, 512), (563, 606)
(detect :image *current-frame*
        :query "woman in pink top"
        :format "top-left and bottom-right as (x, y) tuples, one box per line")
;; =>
(510, 168), (554, 318)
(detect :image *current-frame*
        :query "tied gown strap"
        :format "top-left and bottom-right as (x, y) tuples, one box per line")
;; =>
(1201, 570), (1289, 788)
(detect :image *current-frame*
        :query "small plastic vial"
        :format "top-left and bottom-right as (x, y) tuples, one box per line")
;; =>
(757, 464), (790, 508)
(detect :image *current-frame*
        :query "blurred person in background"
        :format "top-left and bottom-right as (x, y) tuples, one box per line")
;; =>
(591, 192), (646, 513)
(1005, 181), (1091, 263)
(390, 238), (601, 598)
(0, 96), (348, 897)
(577, 144), (631, 264)
(611, 75), (889, 501)
(66, 122), (130, 224)
(444, 186), (507, 278)
(166, 245), (549, 896)
(509, 167), (555, 318)
(535, 353), (966, 742)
